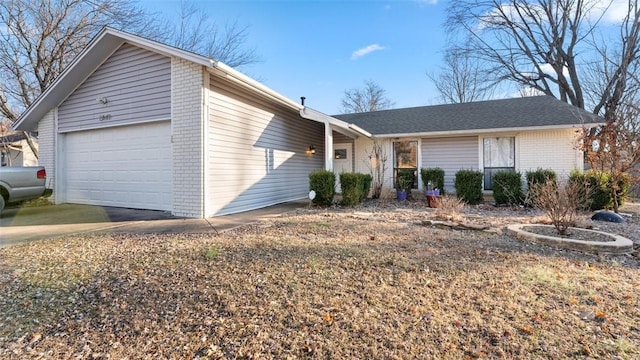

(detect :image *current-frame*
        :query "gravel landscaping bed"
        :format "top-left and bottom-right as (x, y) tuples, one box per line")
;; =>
(1, 200), (639, 359)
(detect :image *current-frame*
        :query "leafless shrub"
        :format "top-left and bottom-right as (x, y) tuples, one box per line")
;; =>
(364, 139), (389, 199)
(529, 179), (591, 235)
(433, 195), (466, 222)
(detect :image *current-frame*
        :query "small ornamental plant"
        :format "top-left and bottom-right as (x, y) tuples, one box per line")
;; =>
(528, 178), (591, 235)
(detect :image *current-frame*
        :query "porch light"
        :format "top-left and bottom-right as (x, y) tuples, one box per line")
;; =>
(307, 145), (316, 155)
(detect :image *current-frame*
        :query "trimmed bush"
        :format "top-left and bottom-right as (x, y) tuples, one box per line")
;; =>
(340, 173), (363, 206)
(309, 170), (335, 206)
(420, 167), (445, 195)
(526, 168), (557, 188)
(362, 174), (373, 200)
(396, 169), (415, 191)
(493, 171), (523, 205)
(454, 169), (484, 204)
(339, 173), (373, 207)
(569, 170), (630, 210)
(525, 168), (557, 206)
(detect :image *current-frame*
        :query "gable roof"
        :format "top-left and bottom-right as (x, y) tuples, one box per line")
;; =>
(12, 27), (370, 138)
(333, 96), (604, 137)
(12, 27), (306, 132)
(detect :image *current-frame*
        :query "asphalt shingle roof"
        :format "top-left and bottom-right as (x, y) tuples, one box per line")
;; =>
(333, 96), (603, 136)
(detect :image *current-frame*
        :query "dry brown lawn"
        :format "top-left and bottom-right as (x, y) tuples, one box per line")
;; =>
(1, 202), (639, 359)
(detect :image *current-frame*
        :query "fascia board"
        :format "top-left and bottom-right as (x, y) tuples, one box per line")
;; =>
(300, 107), (372, 138)
(371, 123), (604, 138)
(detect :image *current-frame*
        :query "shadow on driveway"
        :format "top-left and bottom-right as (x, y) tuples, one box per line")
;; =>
(0, 201), (309, 248)
(1, 203), (178, 227)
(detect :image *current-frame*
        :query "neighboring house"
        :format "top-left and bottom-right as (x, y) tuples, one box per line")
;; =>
(12, 27), (603, 218)
(0, 132), (38, 167)
(333, 96), (604, 193)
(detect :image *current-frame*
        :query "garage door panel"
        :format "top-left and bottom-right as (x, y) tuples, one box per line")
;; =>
(65, 121), (172, 211)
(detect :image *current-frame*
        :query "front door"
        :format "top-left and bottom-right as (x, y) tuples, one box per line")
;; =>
(333, 143), (352, 193)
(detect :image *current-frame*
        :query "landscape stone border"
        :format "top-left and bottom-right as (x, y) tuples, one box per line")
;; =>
(506, 224), (634, 254)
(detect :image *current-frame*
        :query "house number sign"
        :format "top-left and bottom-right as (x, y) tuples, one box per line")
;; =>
(99, 114), (112, 121)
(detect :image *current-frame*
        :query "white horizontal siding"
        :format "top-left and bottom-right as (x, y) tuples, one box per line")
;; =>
(421, 136), (479, 192)
(207, 75), (324, 216)
(58, 43), (171, 132)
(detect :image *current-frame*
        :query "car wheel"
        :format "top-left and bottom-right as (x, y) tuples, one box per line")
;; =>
(0, 194), (5, 214)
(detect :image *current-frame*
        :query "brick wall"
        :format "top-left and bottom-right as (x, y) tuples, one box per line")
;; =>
(518, 128), (582, 179)
(171, 58), (204, 217)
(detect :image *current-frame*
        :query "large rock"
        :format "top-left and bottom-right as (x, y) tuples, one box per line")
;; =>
(591, 211), (626, 223)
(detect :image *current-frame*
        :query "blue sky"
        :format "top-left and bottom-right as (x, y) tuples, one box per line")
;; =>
(141, 0), (448, 114)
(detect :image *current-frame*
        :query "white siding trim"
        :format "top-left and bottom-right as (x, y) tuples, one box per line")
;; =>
(202, 70), (212, 217)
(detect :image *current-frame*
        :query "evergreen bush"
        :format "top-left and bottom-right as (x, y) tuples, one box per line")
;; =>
(525, 168), (557, 205)
(309, 170), (335, 206)
(340, 173), (363, 206)
(493, 171), (523, 205)
(420, 167), (445, 195)
(454, 169), (483, 204)
(362, 174), (373, 200)
(526, 168), (557, 188)
(569, 170), (630, 210)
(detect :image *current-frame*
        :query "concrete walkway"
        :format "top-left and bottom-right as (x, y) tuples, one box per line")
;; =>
(0, 201), (308, 248)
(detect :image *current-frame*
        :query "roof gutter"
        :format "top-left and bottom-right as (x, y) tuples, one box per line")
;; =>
(300, 107), (372, 138)
(209, 61), (302, 112)
(371, 122), (604, 138)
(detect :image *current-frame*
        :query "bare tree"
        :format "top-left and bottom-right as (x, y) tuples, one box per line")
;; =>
(156, 0), (258, 69)
(0, 0), (154, 124)
(445, 0), (640, 121)
(341, 80), (395, 113)
(363, 139), (388, 199)
(428, 48), (495, 103)
(0, 0), (258, 128)
(581, 101), (640, 211)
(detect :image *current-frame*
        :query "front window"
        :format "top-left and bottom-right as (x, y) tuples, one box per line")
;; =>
(393, 141), (418, 189)
(483, 137), (515, 190)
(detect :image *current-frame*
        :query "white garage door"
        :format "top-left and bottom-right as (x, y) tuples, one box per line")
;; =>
(64, 121), (172, 211)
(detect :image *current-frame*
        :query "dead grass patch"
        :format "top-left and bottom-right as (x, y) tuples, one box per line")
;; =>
(1, 207), (639, 359)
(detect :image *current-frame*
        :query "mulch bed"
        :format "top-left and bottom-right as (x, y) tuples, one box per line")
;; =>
(1, 201), (639, 359)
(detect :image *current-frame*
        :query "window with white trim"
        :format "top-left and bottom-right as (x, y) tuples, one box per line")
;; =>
(393, 141), (418, 189)
(483, 137), (515, 190)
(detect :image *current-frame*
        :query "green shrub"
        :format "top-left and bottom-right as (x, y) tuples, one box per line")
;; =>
(420, 167), (445, 195)
(309, 170), (335, 206)
(454, 169), (483, 204)
(525, 168), (557, 205)
(396, 169), (415, 191)
(338, 173), (372, 207)
(362, 174), (373, 200)
(340, 173), (363, 206)
(493, 171), (523, 205)
(569, 170), (630, 210)
(526, 168), (557, 188)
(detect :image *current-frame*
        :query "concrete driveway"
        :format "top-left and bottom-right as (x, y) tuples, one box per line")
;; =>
(0, 201), (308, 248)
